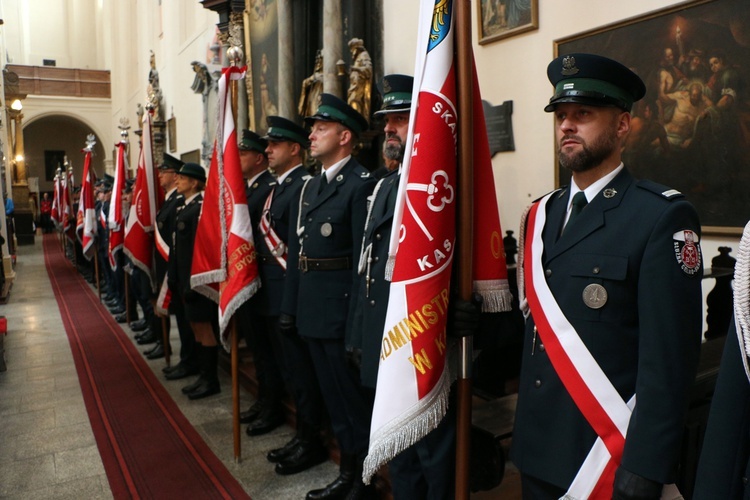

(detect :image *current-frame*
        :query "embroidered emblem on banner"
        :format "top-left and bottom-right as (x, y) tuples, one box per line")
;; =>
(673, 229), (702, 275)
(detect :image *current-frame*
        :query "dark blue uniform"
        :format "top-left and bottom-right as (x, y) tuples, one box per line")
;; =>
(168, 193), (216, 324)
(282, 157), (375, 458)
(694, 326), (750, 499)
(512, 169), (703, 491)
(237, 169), (283, 418)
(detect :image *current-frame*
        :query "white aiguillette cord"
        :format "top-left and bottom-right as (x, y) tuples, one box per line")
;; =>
(734, 221), (750, 383)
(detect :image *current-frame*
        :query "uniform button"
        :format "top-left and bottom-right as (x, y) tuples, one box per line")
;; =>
(344, 293), (349, 298)
(593, 266), (600, 274)
(533, 326), (538, 333)
(545, 269), (552, 277)
(375, 233), (382, 240)
(539, 343), (546, 352)
(370, 300), (376, 306)
(744, 477), (748, 485)
(373, 256), (379, 262)
(307, 217), (312, 222)
(370, 278), (375, 284)
(304, 235), (309, 239)
(534, 379), (542, 388)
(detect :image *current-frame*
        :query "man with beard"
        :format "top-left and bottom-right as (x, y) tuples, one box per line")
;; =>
(512, 53), (703, 499)
(348, 74), (456, 499)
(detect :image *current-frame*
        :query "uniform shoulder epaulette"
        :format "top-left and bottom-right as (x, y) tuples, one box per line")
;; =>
(636, 179), (684, 200)
(531, 186), (566, 204)
(352, 164), (371, 179)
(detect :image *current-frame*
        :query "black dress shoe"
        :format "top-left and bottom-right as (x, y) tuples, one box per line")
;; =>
(239, 399), (266, 424)
(267, 435), (301, 463)
(275, 440), (328, 475)
(109, 306), (125, 315)
(114, 313), (128, 323)
(182, 376), (205, 394)
(129, 318), (149, 332)
(187, 380), (221, 400)
(134, 328), (153, 342)
(104, 298), (119, 307)
(136, 330), (158, 345)
(163, 363), (179, 374)
(164, 364), (199, 380)
(306, 476), (354, 500)
(145, 343), (167, 360)
(246, 407), (284, 436)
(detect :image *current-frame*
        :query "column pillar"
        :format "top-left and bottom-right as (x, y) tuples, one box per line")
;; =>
(322, 0), (343, 98)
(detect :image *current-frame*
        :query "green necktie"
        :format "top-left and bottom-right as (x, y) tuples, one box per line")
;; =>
(564, 191), (588, 234)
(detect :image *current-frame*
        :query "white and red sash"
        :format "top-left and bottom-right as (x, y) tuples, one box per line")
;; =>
(258, 188), (287, 270)
(523, 193), (680, 499)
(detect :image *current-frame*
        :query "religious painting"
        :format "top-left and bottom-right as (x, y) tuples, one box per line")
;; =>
(244, 0), (279, 134)
(180, 149), (201, 165)
(477, 0), (538, 45)
(555, 0), (750, 234)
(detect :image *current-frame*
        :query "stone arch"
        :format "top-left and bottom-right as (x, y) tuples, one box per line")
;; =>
(22, 113), (109, 194)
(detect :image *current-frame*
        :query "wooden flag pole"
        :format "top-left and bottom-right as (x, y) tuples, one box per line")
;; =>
(94, 245), (102, 302)
(162, 315), (171, 368)
(455, 1), (474, 498)
(232, 318), (241, 462)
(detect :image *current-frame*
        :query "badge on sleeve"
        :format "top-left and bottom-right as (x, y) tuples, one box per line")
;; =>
(673, 230), (702, 276)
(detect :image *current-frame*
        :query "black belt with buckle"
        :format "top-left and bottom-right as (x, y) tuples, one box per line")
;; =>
(298, 255), (352, 272)
(258, 254), (282, 266)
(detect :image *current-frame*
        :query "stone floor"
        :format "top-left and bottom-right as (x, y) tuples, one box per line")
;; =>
(0, 237), (518, 499)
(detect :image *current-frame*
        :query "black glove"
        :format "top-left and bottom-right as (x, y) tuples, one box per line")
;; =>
(345, 347), (363, 372)
(448, 293), (483, 338)
(278, 313), (297, 336)
(612, 467), (662, 500)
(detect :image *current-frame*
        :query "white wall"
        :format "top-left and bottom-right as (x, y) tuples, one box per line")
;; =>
(105, 1), (218, 172)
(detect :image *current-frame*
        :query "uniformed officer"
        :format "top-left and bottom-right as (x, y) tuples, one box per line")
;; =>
(280, 94), (375, 499)
(346, 74), (456, 499)
(258, 116), (328, 474)
(693, 222), (750, 498)
(512, 53), (703, 499)
(234, 129), (286, 436)
(153, 154), (199, 379)
(168, 162), (221, 400)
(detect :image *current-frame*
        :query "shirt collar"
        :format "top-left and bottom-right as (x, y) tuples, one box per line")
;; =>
(568, 163), (624, 210)
(277, 164), (303, 184)
(322, 155), (351, 183)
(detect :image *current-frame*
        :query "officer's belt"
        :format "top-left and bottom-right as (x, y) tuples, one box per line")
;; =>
(298, 255), (351, 272)
(258, 253), (283, 266)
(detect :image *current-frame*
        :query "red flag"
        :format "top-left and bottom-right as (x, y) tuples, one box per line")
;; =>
(51, 173), (61, 226)
(124, 112), (161, 287)
(364, 0), (510, 481)
(108, 140), (127, 269)
(76, 137), (97, 259)
(190, 65), (260, 346)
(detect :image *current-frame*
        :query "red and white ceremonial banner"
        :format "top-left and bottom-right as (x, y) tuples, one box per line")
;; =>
(191, 65), (260, 347)
(124, 112), (160, 286)
(76, 143), (97, 259)
(107, 140), (127, 270)
(523, 195), (680, 499)
(364, 0), (457, 481)
(364, 0), (512, 482)
(64, 168), (76, 243)
(51, 174), (61, 227)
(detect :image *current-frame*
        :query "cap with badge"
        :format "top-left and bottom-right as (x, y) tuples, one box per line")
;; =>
(264, 116), (310, 147)
(159, 153), (185, 172)
(177, 162), (206, 184)
(124, 178), (135, 194)
(239, 129), (268, 153)
(374, 74), (414, 116)
(305, 93), (368, 136)
(544, 53), (646, 113)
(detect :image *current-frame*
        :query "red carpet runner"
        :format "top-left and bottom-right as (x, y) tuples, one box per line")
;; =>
(43, 235), (250, 499)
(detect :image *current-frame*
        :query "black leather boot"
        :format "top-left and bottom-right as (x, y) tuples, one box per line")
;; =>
(187, 345), (220, 400)
(305, 453), (356, 500)
(181, 344), (204, 394)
